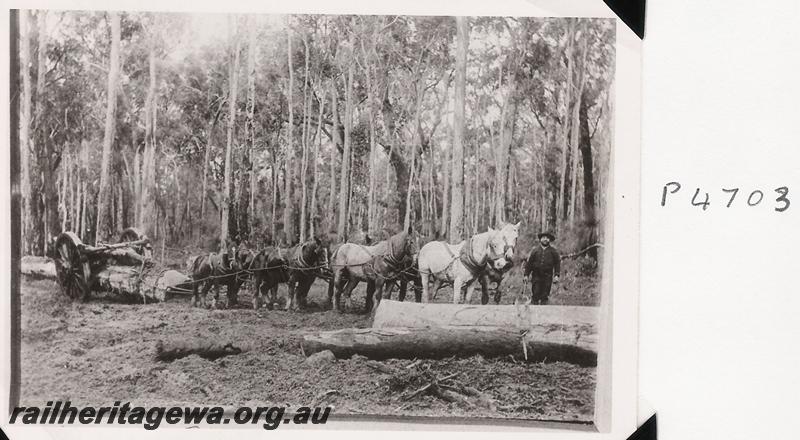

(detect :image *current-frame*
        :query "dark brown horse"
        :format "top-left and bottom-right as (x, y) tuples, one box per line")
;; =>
(188, 246), (244, 309)
(327, 227), (419, 314)
(251, 237), (329, 311)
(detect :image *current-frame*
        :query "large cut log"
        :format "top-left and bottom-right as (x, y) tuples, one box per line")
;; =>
(301, 326), (596, 367)
(20, 256), (56, 278)
(93, 265), (193, 302)
(20, 256), (192, 302)
(155, 338), (247, 362)
(372, 300), (597, 330)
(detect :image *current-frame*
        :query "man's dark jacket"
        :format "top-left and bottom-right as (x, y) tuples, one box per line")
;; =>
(524, 245), (561, 278)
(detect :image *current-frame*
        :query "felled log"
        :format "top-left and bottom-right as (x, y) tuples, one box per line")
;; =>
(20, 256), (56, 278)
(372, 300), (597, 330)
(97, 248), (149, 266)
(20, 256), (192, 302)
(155, 339), (246, 362)
(301, 326), (596, 367)
(93, 266), (193, 302)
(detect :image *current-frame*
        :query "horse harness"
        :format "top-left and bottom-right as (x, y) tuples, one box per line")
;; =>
(459, 237), (487, 276)
(355, 240), (406, 281)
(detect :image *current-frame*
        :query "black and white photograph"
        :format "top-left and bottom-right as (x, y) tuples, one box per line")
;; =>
(9, 5), (629, 432)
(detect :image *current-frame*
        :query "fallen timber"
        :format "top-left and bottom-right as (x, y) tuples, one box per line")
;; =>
(302, 300), (598, 366)
(21, 229), (191, 302)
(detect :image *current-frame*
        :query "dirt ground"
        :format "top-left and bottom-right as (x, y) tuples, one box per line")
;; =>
(18, 260), (599, 426)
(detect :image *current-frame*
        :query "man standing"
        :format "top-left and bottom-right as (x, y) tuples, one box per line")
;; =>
(523, 232), (561, 305)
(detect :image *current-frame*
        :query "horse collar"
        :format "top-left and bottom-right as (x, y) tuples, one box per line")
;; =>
(460, 237), (487, 275)
(296, 243), (309, 268)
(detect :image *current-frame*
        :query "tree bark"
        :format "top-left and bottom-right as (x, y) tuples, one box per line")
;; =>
(494, 91), (517, 226)
(556, 19), (576, 231)
(20, 10), (35, 255)
(141, 16), (158, 239)
(449, 16), (468, 242)
(568, 23), (589, 226)
(243, 16), (258, 242)
(271, 133), (280, 240)
(283, 24), (296, 244)
(221, 15), (240, 248)
(301, 326), (596, 366)
(36, 11), (60, 249)
(579, 89), (598, 259)
(337, 40), (354, 241)
(299, 34), (311, 243)
(155, 339), (246, 362)
(309, 86), (325, 239)
(95, 11), (121, 243)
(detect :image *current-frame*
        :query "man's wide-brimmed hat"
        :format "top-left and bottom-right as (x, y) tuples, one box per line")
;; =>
(538, 232), (555, 241)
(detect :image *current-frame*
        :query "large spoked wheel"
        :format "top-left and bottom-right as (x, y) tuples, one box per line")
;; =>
(120, 227), (152, 258)
(54, 232), (92, 301)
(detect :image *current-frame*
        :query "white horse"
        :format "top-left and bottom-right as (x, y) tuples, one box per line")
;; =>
(417, 222), (520, 304)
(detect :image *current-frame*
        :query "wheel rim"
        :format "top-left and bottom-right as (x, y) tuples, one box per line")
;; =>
(54, 232), (91, 300)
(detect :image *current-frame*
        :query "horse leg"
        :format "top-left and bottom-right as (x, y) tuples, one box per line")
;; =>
(452, 278), (464, 305)
(327, 278), (335, 309)
(342, 279), (360, 313)
(413, 276), (422, 303)
(479, 274), (490, 305)
(226, 279), (238, 309)
(396, 280), (406, 302)
(191, 280), (199, 307)
(298, 276), (312, 308)
(252, 276), (262, 310)
(199, 280), (211, 308)
(296, 277), (314, 311)
(420, 270), (431, 303)
(372, 280), (385, 314)
(364, 281), (375, 314)
(464, 280), (478, 304)
(286, 276), (298, 312)
(431, 278), (442, 301)
(332, 269), (347, 312)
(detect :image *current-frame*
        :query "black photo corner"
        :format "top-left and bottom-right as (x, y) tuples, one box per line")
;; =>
(627, 414), (657, 440)
(602, 0), (646, 38)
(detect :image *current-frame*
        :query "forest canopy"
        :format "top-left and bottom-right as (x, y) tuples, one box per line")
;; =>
(17, 11), (615, 258)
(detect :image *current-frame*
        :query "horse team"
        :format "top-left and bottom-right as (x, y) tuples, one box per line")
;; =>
(188, 222), (521, 313)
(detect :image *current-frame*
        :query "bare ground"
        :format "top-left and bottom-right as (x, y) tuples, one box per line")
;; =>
(18, 260), (598, 425)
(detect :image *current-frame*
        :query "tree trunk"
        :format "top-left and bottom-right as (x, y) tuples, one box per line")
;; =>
(20, 10), (35, 255)
(140, 21), (158, 239)
(221, 15), (240, 248)
(270, 133), (279, 240)
(495, 92), (517, 226)
(579, 89), (598, 260)
(301, 326), (596, 366)
(337, 43), (354, 241)
(95, 11), (121, 243)
(155, 339), (246, 362)
(403, 84), (422, 232)
(556, 19), (576, 232)
(201, 119), (212, 219)
(36, 11), (58, 248)
(299, 34), (311, 243)
(241, 16), (257, 243)
(309, 86), (325, 239)
(449, 16), (468, 242)
(568, 23), (589, 226)
(283, 24), (296, 244)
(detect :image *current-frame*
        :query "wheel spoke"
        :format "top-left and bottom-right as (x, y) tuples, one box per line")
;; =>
(64, 275), (74, 298)
(59, 243), (70, 262)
